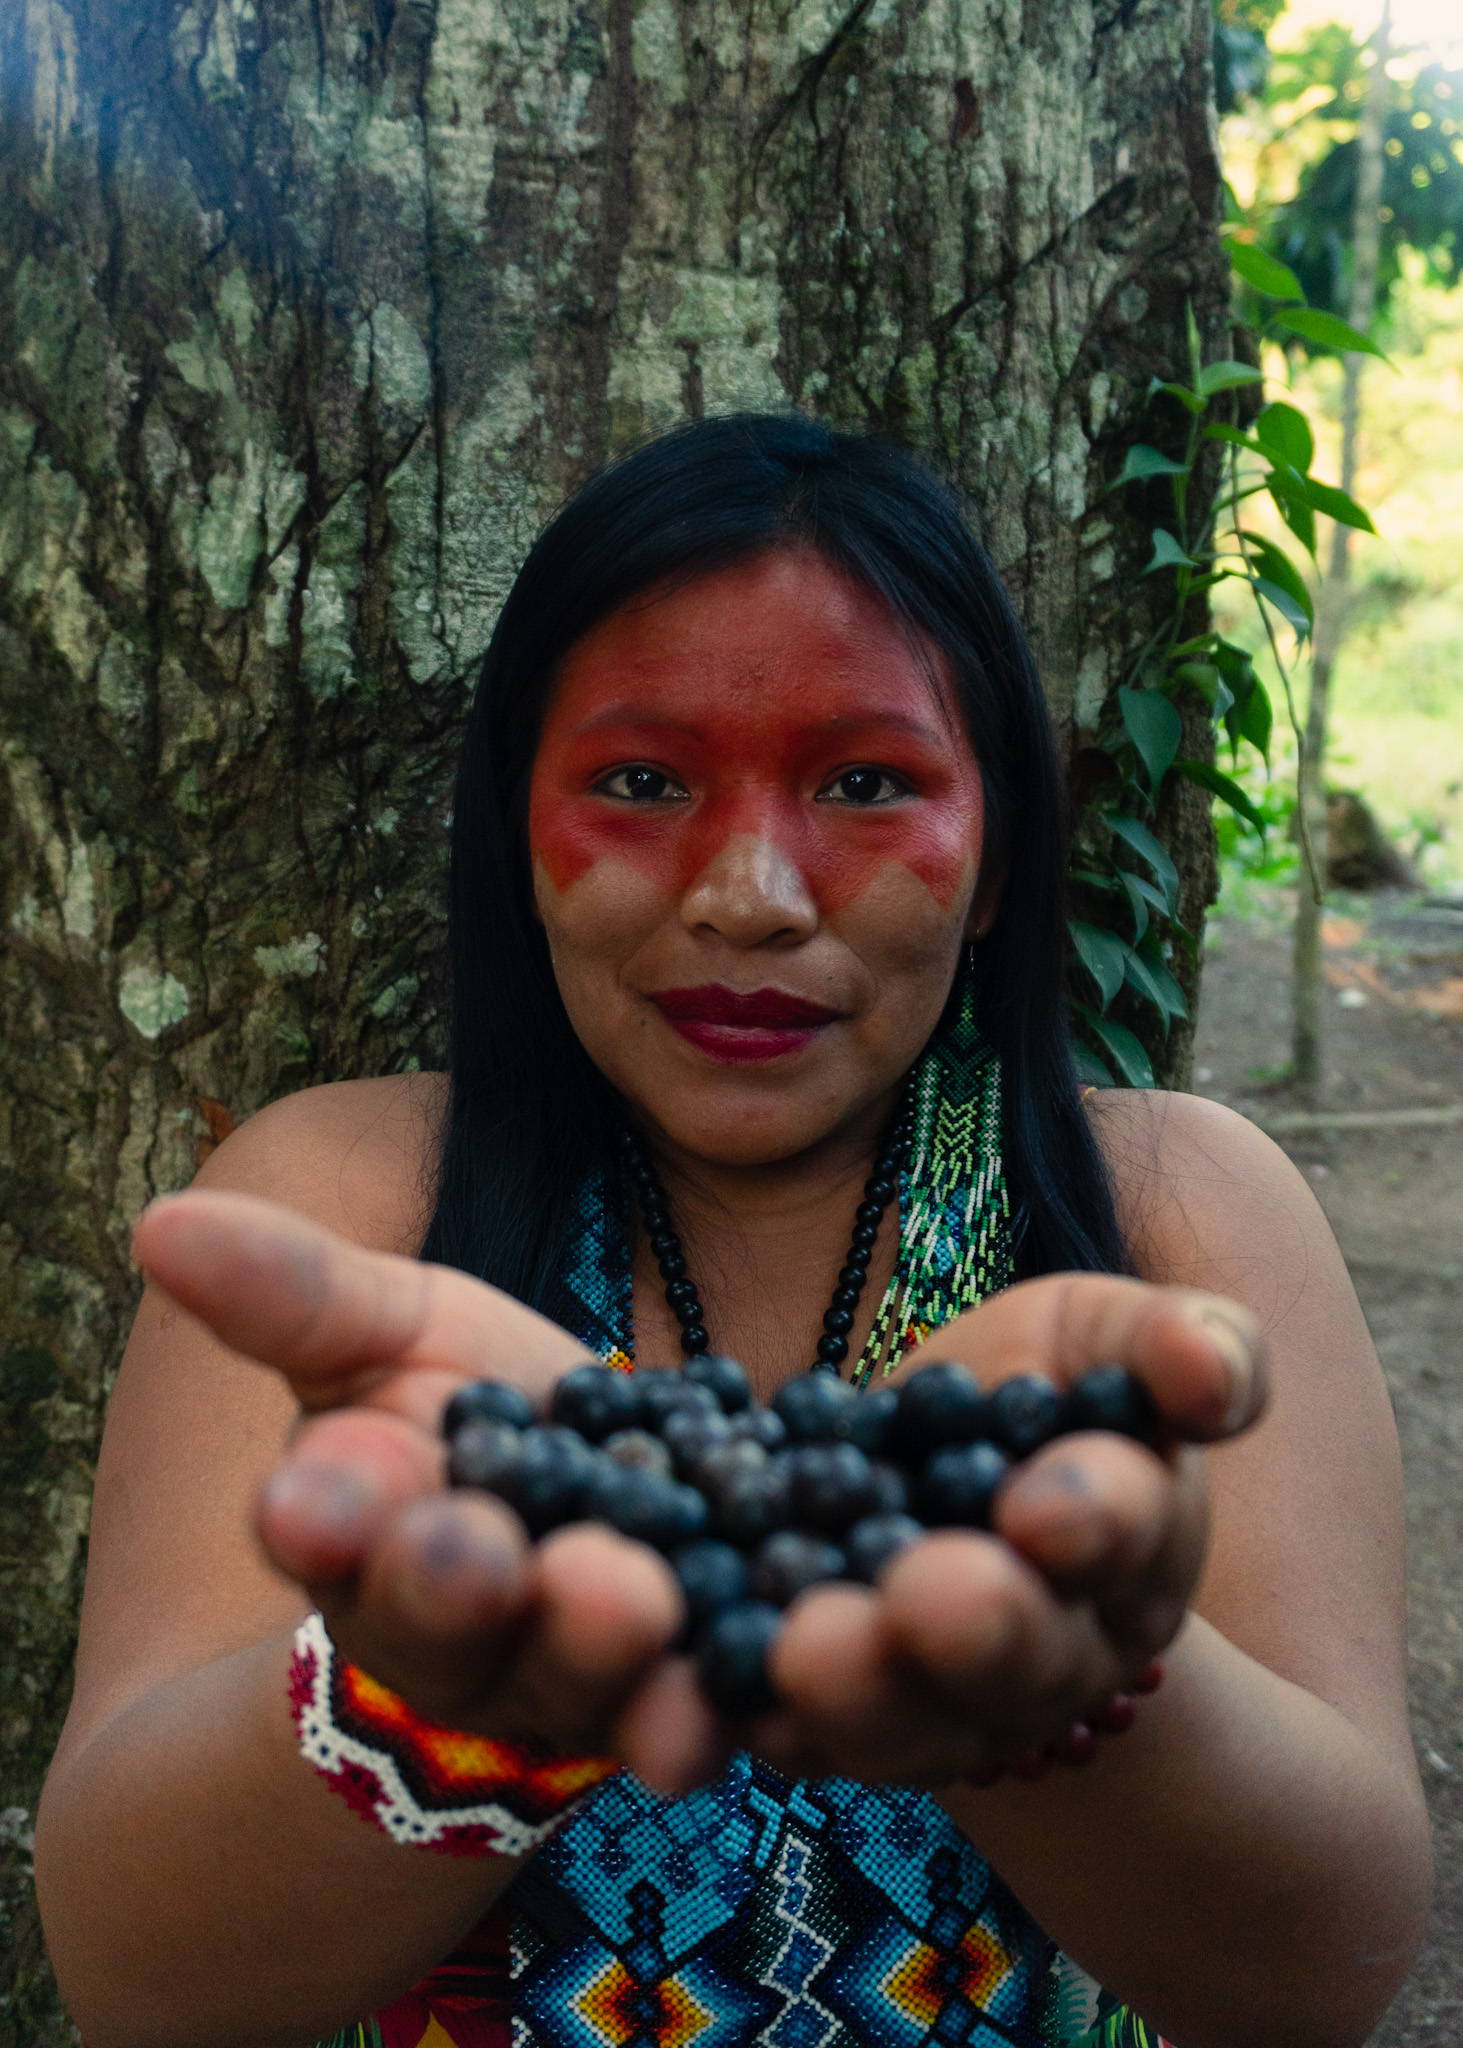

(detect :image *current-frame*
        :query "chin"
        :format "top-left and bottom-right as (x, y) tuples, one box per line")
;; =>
(639, 1086), (873, 1170)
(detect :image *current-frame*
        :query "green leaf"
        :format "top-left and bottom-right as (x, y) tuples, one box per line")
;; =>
(1197, 359), (1266, 398)
(1255, 401), (1313, 472)
(1211, 637), (1257, 686)
(1122, 953), (1172, 1034)
(1238, 675), (1273, 755)
(1118, 687), (1182, 794)
(1271, 307), (1392, 364)
(1129, 940), (1189, 1023)
(1068, 920), (1129, 1010)
(1118, 871), (1149, 941)
(1254, 576), (1312, 642)
(1240, 531), (1315, 626)
(1078, 1008), (1156, 1089)
(1142, 528), (1196, 574)
(1296, 476), (1377, 534)
(1147, 377), (1206, 416)
(1071, 1039), (1116, 1090)
(1119, 867), (1171, 939)
(1184, 300), (1203, 390)
(1172, 659), (1229, 715)
(1169, 633), (1217, 659)
(1176, 758), (1268, 834)
(1111, 443), (1189, 486)
(1106, 814), (1180, 907)
(1225, 238), (1305, 301)
(1214, 641), (1267, 758)
(1202, 422), (1262, 454)
(1266, 472), (1317, 560)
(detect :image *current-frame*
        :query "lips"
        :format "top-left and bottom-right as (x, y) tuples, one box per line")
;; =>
(651, 986), (842, 1028)
(648, 985), (842, 1063)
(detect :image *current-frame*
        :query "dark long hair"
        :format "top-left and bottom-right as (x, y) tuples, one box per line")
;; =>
(418, 413), (1128, 1314)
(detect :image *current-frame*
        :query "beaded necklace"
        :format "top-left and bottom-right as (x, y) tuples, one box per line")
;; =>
(614, 1096), (913, 1376)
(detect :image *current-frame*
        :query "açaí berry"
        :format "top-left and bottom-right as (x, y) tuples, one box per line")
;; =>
(443, 1357), (1161, 1719)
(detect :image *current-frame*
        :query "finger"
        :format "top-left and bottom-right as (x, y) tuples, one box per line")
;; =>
(1094, 1447), (1207, 1656)
(323, 1490), (534, 1717)
(994, 1435), (1206, 1657)
(256, 1408), (446, 1587)
(132, 1188), (587, 1424)
(476, 1525), (684, 1753)
(994, 1433), (1184, 1590)
(766, 1583), (981, 1786)
(878, 1531), (1121, 1735)
(904, 1273), (1267, 1443)
(612, 1656), (735, 1797)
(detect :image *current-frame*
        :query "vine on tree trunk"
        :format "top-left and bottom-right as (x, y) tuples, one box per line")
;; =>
(1068, 236), (1383, 1088)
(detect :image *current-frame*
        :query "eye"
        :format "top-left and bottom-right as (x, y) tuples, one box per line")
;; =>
(592, 764), (689, 803)
(817, 766), (912, 806)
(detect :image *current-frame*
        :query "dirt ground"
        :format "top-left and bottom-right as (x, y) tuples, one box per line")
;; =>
(1194, 890), (1463, 2045)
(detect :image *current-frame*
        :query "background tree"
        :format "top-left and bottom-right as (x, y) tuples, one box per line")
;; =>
(1293, 0), (1392, 1100)
(0, 3), (1230, 2034)
(1220, 1), (1463, 1093)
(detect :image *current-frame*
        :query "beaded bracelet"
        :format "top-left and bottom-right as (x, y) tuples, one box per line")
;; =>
(961, 1658), (1165, 1788)
(288, 1612), (617, 1856)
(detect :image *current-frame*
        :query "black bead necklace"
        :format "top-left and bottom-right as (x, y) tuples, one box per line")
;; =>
(615, 1093), (914, 1377)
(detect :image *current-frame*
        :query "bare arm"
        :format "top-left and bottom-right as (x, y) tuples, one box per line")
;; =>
(770, 1091), (1431, 2048)
(34, 1084), (692, 2048)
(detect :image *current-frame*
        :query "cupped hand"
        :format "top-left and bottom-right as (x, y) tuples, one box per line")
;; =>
(132, 1195), (1265, 1797)
(130, 1187), (732, 1795)
(748, 1273), (1268, 1788)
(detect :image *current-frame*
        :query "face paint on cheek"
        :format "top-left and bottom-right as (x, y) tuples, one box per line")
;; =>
(528, 784), (623, 896)
(813, 802), (985, 916)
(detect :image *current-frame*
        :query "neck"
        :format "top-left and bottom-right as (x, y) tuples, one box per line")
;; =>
(624, 1089), (905, 1391)
(653, 1101), (892, 1234)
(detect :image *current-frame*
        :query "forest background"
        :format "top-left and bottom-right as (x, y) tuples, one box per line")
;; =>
(1, 0), (1460, 2040)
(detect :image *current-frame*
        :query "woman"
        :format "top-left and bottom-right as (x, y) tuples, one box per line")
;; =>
(36, 415), (1430, 2048)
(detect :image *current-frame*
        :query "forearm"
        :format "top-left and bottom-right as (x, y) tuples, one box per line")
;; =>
(36, 1629), (526, 2048)
(941, 1615), (1432, 2048)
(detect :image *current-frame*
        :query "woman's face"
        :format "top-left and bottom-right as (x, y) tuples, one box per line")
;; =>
(528, 547), (993, 1169)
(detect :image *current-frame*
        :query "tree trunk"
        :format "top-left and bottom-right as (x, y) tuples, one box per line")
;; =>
(0, 3), (1226, 2033)
(1291, 0), (1392, 1102)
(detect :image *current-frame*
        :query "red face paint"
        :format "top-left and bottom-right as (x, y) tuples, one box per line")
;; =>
(528, 549), (986, 920)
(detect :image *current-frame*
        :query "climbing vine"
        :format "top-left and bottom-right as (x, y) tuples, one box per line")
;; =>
(1066, 236), (1382, 1087)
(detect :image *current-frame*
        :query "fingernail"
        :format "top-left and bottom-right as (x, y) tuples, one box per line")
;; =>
(417, 1517), (518, 1585)
(1195, 1307), (1255, 1431)
(1019, 1461), (1093, 1501)
(1010, 1465), (1108, 1570)
(263, 1463), (377, 1540)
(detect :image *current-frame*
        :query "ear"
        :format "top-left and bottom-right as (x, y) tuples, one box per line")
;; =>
(964, 860), (1006, 942)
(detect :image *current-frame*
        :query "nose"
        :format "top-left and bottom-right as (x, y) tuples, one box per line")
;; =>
(680, 832), (818, 947)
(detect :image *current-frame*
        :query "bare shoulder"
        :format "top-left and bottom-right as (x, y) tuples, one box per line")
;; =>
(195, 1070), (448, 1256)
(1082, 1087), (1341, 1315)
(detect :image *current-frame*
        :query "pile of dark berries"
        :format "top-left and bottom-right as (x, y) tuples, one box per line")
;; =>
(442, 1354), (1159, 1720)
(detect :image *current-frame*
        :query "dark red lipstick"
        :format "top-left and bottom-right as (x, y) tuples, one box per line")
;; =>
(649, 985), (841, 1062)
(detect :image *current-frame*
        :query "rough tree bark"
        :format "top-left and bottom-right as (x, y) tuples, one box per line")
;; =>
(0, 2), (1227, 2034)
